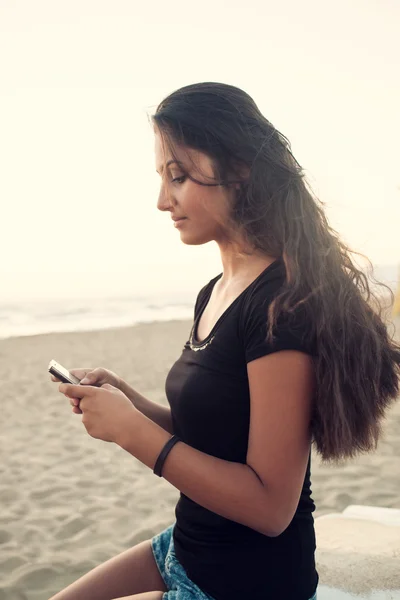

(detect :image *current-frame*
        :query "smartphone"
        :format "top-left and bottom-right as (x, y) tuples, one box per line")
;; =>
(48, 360), (81, 385)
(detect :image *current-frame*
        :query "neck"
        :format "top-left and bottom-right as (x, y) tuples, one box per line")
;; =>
(217, 240), (277, 284)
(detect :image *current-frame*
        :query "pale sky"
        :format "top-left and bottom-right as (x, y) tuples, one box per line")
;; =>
(1, 0), (399, 301)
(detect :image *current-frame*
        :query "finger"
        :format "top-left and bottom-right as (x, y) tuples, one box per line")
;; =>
(69, 368), (93, 378)
(51, 376), (61, 382)
(69, 398), (80, 407)
(59, 383), (94, 398)
(72, 406), (82, 415)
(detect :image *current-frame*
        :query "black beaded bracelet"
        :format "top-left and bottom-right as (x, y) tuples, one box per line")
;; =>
(153, 435), (181, 477)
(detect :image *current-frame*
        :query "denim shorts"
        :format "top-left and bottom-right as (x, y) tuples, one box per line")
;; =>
(151, 523), (318, 600)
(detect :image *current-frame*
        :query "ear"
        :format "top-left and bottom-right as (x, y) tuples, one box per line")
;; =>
(232, 161), (251, 187)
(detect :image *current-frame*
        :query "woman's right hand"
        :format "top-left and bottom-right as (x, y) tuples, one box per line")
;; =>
(50, 367), (122, 414)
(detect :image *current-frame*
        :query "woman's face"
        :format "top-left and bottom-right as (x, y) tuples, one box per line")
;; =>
(154, 131), (237, 246)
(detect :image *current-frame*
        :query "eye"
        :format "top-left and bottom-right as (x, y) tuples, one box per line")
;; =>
(171, 176), (187, 184)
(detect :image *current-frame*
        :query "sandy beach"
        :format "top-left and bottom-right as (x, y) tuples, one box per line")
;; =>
(1, 318), (399, 600)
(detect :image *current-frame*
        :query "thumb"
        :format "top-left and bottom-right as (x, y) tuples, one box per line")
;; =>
(101, 383), (115, 390)
(76, 367), (104, 386)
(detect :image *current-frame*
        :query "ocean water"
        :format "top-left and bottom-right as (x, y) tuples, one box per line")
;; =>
(0, 294), (195, 340)
(1, 264), (398, 341)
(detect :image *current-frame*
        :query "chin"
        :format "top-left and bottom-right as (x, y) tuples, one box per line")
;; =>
(180, 232), (214, 246)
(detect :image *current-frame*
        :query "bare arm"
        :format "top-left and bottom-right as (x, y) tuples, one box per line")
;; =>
(118, 379), (174, 435)
(117, 350), (315, 537)
(118, 410), (278, 535)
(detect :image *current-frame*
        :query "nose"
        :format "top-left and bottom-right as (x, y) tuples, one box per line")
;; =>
(157, 181), (174, 212)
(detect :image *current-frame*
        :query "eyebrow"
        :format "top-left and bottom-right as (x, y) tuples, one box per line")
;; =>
(156, 159), (184, 175)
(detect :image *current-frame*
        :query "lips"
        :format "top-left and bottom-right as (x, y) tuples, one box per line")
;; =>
(172, 217), (187, 222)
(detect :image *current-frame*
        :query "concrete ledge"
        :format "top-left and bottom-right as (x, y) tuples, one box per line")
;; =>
(315, 505), (400, 599)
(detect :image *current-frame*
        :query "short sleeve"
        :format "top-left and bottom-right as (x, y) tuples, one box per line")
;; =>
(241, 294), (314, 364)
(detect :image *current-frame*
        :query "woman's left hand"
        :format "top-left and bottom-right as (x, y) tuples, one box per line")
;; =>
(59, 382), (138, 445)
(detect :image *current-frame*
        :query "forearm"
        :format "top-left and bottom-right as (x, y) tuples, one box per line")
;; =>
(119, 380), (174, 434)
(118, 411), (283, 537)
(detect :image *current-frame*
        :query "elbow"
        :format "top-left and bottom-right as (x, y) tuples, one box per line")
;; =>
(258, 523), (289, 537)
(254, 504), (295, 538)
(243, 468), (297, 537)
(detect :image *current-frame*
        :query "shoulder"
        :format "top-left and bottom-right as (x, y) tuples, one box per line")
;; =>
(241, 259), (286, 316)
(239, 257), (286, 331)
(239, 260), (315, 362)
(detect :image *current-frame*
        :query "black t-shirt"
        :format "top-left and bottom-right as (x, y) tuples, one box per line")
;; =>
(165, 257), (319, 600)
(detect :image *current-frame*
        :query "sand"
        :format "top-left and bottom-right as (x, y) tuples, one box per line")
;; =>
(0, 318), (399, 599)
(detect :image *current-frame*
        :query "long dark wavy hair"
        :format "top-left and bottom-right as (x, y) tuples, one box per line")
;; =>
(150, 82), (400, 463)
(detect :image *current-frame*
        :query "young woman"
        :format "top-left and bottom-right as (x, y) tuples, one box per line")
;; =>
(51, 82), (400, 600)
